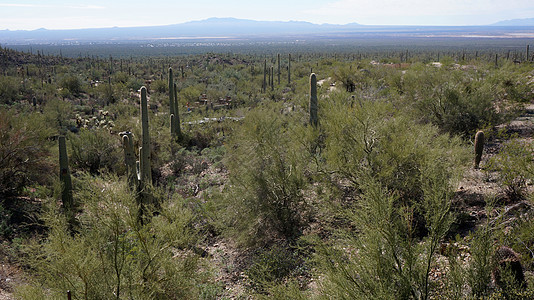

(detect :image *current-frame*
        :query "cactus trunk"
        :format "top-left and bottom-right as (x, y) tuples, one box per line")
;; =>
(277, 53), (281, 85)
(174, 82), (181, 140)
(309, 73), (318, 127)
(140, 86), (151, 183)
(169, 67), (176, 138)
(474, 130), (484, 169)
(59, 136), (73, 219)
(263, 59), (267, 93)
(119, 131), (138, 188)
(288, 54), (291, 85)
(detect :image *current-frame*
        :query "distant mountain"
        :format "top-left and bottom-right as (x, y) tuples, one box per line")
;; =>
(0, 18), (364, 43)
(2, 17), (534, 44)
(491, 18), (534, 26)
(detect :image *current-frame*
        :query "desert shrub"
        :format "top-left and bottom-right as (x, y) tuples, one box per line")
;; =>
(246, 244), (303, 293)
(68, 128), (123, 175)
(222, 104), (311, 246)
(59, 74), (83, 96)
(42, 98), (74, 133)
(0, 76), (23, 105)
(318, 94), (468, 299)
(18, 175), (211, 299)
(486, 138), (534, 202)
(323, 96), (468, 212)
(0, 109), (54, 199)
(403, 66), (502, 137)
(319, 170), (458, 299)
(151, 79), (167, 94)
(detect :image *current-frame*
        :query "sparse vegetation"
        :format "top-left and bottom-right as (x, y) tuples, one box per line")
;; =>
(0, 43), (533, 299)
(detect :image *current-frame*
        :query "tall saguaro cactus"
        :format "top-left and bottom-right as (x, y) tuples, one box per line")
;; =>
(277, 53), (281, 85)
(309, 73), (318, 127)
(169, 67), (176, 138)
(139, 86), (151, 183)
(263, 59), (267, 93)
(288, 54), (291, 85)
(119, 131), (138, 188)
(174, 83), (181, 140)
(59, 136), (73, 216)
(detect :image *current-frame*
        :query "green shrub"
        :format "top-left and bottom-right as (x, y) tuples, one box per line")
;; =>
(402, 66), (502, 137)
(0, 76), (23, 105)
(222, 104), (311, 246)
(246, 245), (303, 293)
(318, 94), (468, 299)
(486, 138), (534, 201)
(59, 74), (83, 96)
(18, 175), (211, 299)
(68, 128), (122, 175)
(319, 172), (458, 299)
(323, 96), (468, 212)
(0, 109), (54, 198)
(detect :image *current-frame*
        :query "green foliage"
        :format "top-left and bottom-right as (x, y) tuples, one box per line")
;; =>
(246, 245), (303, 293)
(42, 98), (74, 133)
(0, 109), (54, 198)
(59, 74), (84, 96)
(222, 104), (311, 246)
(318, 94), (468, 299)
(68, 128), (123, 175)
(0, 76), (23, 104)
(402, 66), (503, 136)
(323, 96), (468, 209)
(486, 138), (534, 201)
(319, 170), (458, 299)
(18, 175), (211, 299)
(151, 79), (167, 94)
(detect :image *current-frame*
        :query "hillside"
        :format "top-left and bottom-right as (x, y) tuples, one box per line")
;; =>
(1, 46), (534, 299)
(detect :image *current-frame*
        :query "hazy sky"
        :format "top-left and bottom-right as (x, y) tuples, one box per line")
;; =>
(0, 0), (533, 30)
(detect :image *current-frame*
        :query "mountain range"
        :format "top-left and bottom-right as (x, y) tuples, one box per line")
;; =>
(1, 17), (533, 44)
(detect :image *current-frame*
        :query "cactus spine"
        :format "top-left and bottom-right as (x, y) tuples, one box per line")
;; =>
(139, 86), (151, 183)
(59, 136), (73, 214)
(474, 130), (484, 169)
(309, 73), (318, 127)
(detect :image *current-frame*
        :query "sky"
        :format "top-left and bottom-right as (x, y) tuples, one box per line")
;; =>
(0, 0), (533, 30)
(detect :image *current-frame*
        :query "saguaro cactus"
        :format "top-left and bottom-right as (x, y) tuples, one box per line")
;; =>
(277, 53), (281, 85)
(139, 86), (151, 183)
(288, 54), (291, 85)
(169, 67), (176, 138)
(270, 66), (274, 91)
(474, 130), (484, 168)
(174, 83), (181, 139)
(119, 131), (138, 188)
(309, 73), (318, 127)
(263, 59), (267, 93)
(58, 136), (73, 211)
